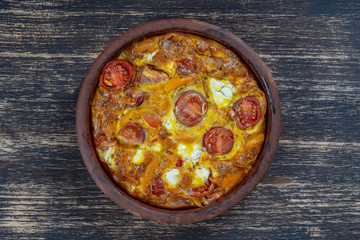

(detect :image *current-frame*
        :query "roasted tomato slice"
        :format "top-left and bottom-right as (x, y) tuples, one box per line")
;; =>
(176, 59), (195, 75)
(99, 60), (133, 90)
(94, 133), (116, 150)
(174, 90), (208, 126)
(117, 122), (145, 144)
(151, 176), (165, 196)
(187, 179), (216, 197)
(203, 127), (234, 155)
(233, 96), (261, 129)
(143, 112), (161, 128)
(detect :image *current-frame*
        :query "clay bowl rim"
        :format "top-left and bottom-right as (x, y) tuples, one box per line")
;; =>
(76, 18), (281, 224)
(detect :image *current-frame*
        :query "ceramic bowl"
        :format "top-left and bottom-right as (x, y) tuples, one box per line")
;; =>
(76, 19), (281, 224)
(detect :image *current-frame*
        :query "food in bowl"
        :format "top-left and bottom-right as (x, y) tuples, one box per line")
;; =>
(90, 32), (267, 209)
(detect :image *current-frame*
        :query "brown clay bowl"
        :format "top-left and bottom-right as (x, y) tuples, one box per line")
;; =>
(76, 19), (281, 224)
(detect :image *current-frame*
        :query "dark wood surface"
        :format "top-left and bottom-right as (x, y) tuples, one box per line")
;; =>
(1, 0), (359, 239)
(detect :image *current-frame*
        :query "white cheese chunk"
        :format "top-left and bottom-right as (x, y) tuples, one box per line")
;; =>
(104, 147), (113, 163)
(209, 78), (235, 107)
(192, 166), (210, 187)
(144, 51), (157, 62)
(220, 85), (234, 97)
(164, 117), (172, 130)
(152, 142), (162, 152)
(195, 166), (210, 182)
(164, 110), (177, 133)
(190, 145), (202, 165)
(177, 144), (191, 164)
(132, 149), (144, 165)
(177, 144), (187, 155)
(164, 169), (181, 187)
(177, 144), (203, 166)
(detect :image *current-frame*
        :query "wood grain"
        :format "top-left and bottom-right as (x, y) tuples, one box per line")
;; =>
(1, 0), (359, 238)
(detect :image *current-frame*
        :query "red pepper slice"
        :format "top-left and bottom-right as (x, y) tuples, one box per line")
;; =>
(143, 112), (161, 128)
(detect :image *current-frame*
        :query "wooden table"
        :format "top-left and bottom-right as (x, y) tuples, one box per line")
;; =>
(1, 0), (359, 238)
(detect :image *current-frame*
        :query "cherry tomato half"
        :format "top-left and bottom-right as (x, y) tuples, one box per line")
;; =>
(174, 90), (208, 126)
(151, 176), (165, 196)
(99, 60), (133, 90)
(117, 122), (145, 145)
(203, 127), (234, 155)
(233, 95), (261, 129)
